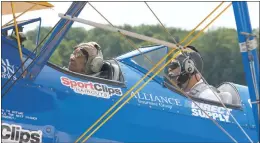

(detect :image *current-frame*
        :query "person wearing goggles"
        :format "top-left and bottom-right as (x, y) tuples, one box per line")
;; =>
(167, 46), (203, 91)
(167, 46), (232, 103)
(68, 42), (104, 75)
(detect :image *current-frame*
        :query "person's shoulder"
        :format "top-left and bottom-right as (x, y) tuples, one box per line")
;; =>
(199, 88), (219, 101)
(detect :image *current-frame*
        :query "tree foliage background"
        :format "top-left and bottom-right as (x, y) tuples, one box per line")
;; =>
(23, 25), (259, 86)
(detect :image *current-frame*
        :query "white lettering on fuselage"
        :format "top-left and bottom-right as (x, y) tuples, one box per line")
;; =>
(1, 123), (42, 143)
(1, 58), (17, 80)
(191, 102), (232, 122)
(133, 92), (181, 110)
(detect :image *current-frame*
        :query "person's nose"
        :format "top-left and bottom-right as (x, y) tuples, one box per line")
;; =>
(70, 54), (75, 61)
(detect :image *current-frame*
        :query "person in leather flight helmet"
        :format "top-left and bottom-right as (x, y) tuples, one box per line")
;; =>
(68, 42), (104, 75)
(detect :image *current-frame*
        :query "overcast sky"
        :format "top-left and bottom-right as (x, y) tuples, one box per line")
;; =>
(2, 2), (259, 32)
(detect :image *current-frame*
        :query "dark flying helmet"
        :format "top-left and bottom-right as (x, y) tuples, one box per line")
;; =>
(168, 46), (203, 87)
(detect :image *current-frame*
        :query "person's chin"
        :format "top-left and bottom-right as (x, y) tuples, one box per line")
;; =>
(68, 65), (76, 72)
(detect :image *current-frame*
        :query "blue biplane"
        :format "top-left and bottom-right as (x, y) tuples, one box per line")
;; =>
(1, 1), (259, 143)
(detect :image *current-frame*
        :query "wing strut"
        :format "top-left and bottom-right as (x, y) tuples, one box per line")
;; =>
(58, 13), (180, 50)
(10, 2), (25, 74)
(233, 2), (259, 137)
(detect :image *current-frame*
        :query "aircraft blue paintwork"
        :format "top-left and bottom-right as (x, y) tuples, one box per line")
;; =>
(1, 2), (259, 142)
(1, 34), (258, 142)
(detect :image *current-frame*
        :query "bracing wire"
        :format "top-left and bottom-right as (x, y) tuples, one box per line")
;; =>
(76, 2), (237, 143)
(88, 2), (185, 92)
(83, 49), (238, 143)
(193, 65), (253, 143)
(144, 2), (252, 142)
(144, 1), (178, 44)
(88, 2), (155, 65)
(88, 2), (185, 94)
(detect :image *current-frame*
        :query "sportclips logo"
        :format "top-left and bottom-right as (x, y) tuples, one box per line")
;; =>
(61, 76), (123, 99)
(1, 123), (42, 143)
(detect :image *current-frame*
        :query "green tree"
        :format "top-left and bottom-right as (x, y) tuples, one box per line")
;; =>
(23, 25), (259, 86)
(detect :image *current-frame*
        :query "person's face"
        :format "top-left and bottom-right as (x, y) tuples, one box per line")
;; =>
(168, 67), (181, 82)
(68, 48), (86, 73)
(167, 60), (181, 83)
